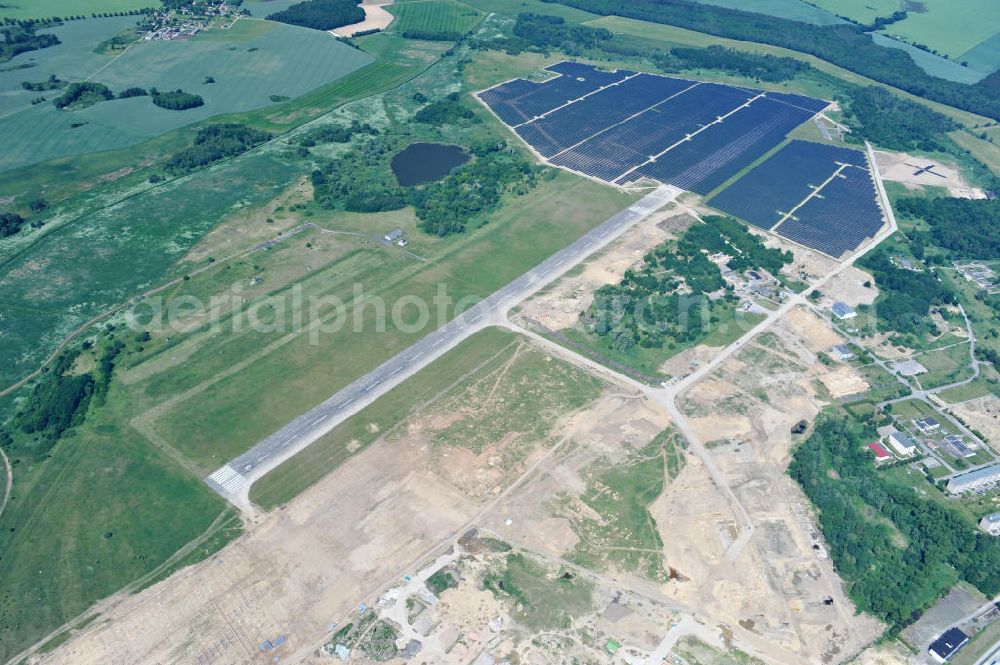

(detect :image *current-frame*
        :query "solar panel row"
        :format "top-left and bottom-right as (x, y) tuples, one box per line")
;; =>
(550, 82), (756, 181)
(709, 140), (867, 229)
(776, 166), (884, 256)
(477, 64), (633, 126)
(626, 97), (816, 194)
(515, 73), (695, 158)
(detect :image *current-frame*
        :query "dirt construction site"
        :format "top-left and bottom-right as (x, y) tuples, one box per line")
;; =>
(31, 197), (893, 665)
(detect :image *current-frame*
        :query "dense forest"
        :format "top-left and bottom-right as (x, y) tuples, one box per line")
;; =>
(52, 81), (114, 109)
(0, 24), (60, 62)
(409, 145), (538, 236)
(414, 92), (476, 124)
(0, 212), (25, 237)
(267, 0), (364, 30)
(583, 216), (790, 352)
(507, 13), (612, 55)
(858, 250), (955, 337)
(151, 88), (204, 110)
(655, 45), (809, 83)
(297, 119), (377, 147)
(165, 123), (271, 174)
(313, 136), (408, 213)
(838, 87), (958, 153)
(896, 197), (1000, 260)
(789, 414), (1000, 626)
(541, 0), (1000, 121)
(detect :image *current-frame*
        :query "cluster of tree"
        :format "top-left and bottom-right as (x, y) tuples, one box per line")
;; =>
(654, 45), (810, 83)
(414, 92), (476, 124)
(52, 81), (114, 109)
(118, 86), (148, 99)
(400, 30), (463, 41)
(297, 119), (376, 147)
(151, 88), (204, 110)
(540, 0), (1000, 122)
(267, 0), (364, 31)
(165, 123), (271, 174)
(14, 350), (92, 440)
(788, 413), (1000, 627)
(20, 74), (64, 91)
(583, 216), (791, 353)
(838, 86), (958, 153)
(858, 249), (955, 337)
(0, 24), (60, 61)
(507, 13), (612, 55)
(895, 197), (1000, 260)
(313, 136), (408, 212)
(0, 212), (25, 237)
(409, 144), (538, 236)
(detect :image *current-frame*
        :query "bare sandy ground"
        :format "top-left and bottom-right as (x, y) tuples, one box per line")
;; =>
(330, 0), (395, 38)
(874, 149), (987, 199)
(952, 394), (1000, 454)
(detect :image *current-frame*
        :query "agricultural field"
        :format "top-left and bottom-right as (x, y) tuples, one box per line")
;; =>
(0, 18), (374, 172)
(694, 0), (845, 25)
(802, 0), (899, 24)
(0, 0), (157, 20)
(388, 0), (485, 36)
(878, 0), (1000, 63)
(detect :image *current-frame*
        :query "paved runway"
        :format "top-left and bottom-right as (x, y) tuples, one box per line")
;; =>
(207, 185), (681, 510)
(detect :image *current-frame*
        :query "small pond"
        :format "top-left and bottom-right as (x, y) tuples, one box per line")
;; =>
(391, 142), (469, 186)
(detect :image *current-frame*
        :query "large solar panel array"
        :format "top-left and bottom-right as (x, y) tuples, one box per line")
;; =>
(776, 166), (884, 256)
(477, 62), (828, 194)
(708, 140), (866, 229)
(709, 140), (884, 256)
(478, 63), (884, 257)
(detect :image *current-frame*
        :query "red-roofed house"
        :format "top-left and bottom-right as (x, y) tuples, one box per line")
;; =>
(868, 441), (892, 462)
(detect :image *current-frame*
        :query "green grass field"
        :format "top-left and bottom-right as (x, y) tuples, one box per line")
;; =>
(0, 18), (374, 172)
(388, 0), (485, 36)
(912, 342), (975, 390)
(139, 172), (631, 473)
(0, 379), (235, 664)
(568, 431), (682, 581)
(0, 0), (158, 20)
(879, 0), (1000, 60)
(488, 552), (593, 631)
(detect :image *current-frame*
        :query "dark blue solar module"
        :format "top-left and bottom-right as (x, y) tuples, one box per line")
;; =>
(514, 73), (696, 158)
(763, 90), (830, 114)
(477, 64), (632, 126)
(625, 97), (815, 194)
(550, 82), (756, 181)
(546, 61), (633, 84)
(776, 166), (884, 256)
(708, 140), (867, 229)
(477, 61), (831, 195)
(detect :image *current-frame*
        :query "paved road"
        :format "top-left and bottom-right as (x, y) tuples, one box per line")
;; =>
(207, 185), (682, 511)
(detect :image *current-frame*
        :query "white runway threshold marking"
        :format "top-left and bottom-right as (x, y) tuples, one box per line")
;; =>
(208, 465), (249, 494)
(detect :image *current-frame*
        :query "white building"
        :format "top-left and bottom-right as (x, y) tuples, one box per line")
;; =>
(979, 512), (1000, 536)
(831, 301), (856, 319)
(886, 431), (917, 456)
(948, 463), (1000, 494)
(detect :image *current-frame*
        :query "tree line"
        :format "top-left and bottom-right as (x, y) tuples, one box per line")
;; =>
(540, 0), (1000, 122)
(165, 123), (271, 174)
